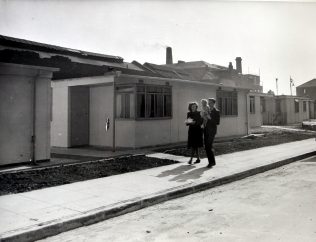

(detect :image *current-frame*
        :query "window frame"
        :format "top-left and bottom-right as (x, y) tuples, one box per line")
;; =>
(303, 101), (307, 112)
(115, 85), (135, 119)
(216, 90), (238, 116)
(136, 84), (172, 120)
(115, 83), (172, 120)
(249, 96), (256, 114)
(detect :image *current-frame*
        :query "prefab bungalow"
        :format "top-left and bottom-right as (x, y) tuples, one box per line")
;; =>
(248, 92), (274, 128)
(0, 63), (57, 165)
(261, 95), (314, 125)
(51, 71), (252, 149)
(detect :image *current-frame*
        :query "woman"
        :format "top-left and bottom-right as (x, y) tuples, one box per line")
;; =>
(185, 102), (203, 164)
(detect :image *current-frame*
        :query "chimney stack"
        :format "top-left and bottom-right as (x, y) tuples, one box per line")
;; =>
(235, 57), (242, 74)
(228, 62), (233, 72)
(166, 47), (173, 65)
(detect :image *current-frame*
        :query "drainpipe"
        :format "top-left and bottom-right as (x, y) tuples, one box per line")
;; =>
(31, 71), (40, 164)
(112, 72), (121, 152)
(246, 91), (250, 135)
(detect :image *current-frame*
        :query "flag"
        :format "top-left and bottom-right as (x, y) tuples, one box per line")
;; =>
(290, 77), (295, 86)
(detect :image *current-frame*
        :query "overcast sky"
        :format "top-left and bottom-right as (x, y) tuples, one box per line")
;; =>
(1, 0), (315, 94)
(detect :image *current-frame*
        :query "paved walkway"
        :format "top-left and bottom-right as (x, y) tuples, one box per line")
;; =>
(0, 139), (315, 241)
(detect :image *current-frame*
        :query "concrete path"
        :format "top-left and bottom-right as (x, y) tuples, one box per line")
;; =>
(0, 139), (315, 241)
(38, 157), (316, 242)
(261, 125), (316, 133)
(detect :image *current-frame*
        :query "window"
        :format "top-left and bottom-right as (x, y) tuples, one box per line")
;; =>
(260, 97), (266, 113)
(249, 96), (255, 114)
(304, 89), (306, 94)
(116, 86), (135, 119)
(294, 99), (299, 113)
(136, 85), (172, 119)
(303, 101), (307, 112)
(216, 90), (238, 116)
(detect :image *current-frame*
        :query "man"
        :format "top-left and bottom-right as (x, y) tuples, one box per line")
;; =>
(204, 98), (220, 168)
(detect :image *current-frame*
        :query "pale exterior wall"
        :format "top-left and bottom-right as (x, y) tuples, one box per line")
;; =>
(116, 120), (136, 148)
(218, 89), (248, 137)
(51, 87), (69, 147)
(249, 95), (263, 128)
(35, 74), (53, 160)
(0, 63), (55, 165)
(51, 75), (114, 148)
(262, 96), (312, 125)
(51, 74), (250, 149)
(135, 120), (172, 147)
(114, 77), (249, 148)
(262, 97), (275, 125)
(285, 98), (310, 124)
(89, 84), (114, 147)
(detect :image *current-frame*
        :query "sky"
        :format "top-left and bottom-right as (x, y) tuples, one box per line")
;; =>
(1, 0), (316, 94)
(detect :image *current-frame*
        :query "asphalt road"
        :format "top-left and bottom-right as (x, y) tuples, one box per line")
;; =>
(38, 157), (316, 242)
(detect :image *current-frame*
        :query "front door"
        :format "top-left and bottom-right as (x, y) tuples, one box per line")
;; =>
(0, 77), (33, 165)
(69, 86), (90, 147)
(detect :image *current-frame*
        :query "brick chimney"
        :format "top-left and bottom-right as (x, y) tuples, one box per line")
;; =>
(166, 47), (173, 64)
(235, 57), (242, 74)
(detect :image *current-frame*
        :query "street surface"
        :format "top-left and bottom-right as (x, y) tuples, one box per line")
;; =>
(39, 157), (316, 242)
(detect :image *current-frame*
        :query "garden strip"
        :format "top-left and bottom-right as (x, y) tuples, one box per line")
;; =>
(164, 129), (315, 158)
(0, 155), (177, 196)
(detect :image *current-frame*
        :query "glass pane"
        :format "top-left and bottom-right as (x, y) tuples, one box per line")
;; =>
(233, 97), (238, 115)
(164, 95), (172, 117)
(130, 93), (135, 118)
(137, 94), (145, 118)
(125, 93), (130, 118)
(157, 94), (163, 117)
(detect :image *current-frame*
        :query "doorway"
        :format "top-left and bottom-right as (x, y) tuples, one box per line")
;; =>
(69, 86), (90, 147)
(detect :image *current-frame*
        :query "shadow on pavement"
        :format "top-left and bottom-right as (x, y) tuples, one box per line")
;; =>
(156, 165), (195, 178)
(170, 166), (210, 182)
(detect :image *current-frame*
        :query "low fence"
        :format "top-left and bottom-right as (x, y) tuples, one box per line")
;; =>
(262, 112), (287, 125)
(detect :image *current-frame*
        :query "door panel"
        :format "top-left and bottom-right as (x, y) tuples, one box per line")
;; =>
(70, 86), (89, 147)
(0, 77), (32, 165)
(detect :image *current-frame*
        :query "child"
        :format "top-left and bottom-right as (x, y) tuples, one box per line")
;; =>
(200, 99), (210, 129)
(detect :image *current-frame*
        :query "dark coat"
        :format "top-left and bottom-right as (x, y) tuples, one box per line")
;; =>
(187, 111), (203, 148)
(204, 108), (220, 135)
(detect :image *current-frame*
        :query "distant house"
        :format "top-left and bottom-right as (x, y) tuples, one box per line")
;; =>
(296, 79), (316, 119)
(0, 63), (57, 165)
(296, 78), (316, 100)
(260, 95), (313, 125)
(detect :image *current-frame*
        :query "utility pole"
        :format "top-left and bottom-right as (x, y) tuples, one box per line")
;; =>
(276, 78), (279, 95)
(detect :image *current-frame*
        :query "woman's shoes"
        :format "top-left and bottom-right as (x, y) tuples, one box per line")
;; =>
(194, 159), (201, 164)
(188, 159), (193, 165)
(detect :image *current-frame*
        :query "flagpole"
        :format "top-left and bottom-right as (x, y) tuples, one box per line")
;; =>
(290, 76), (292, 96)
(276, 78), (278, 95)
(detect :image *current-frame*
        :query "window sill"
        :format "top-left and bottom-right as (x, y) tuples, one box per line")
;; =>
(135, 117), (172, 121)
(115, 117), (173, 121)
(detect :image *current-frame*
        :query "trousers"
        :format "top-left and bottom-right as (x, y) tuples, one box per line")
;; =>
(204, 130), (216, 165)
